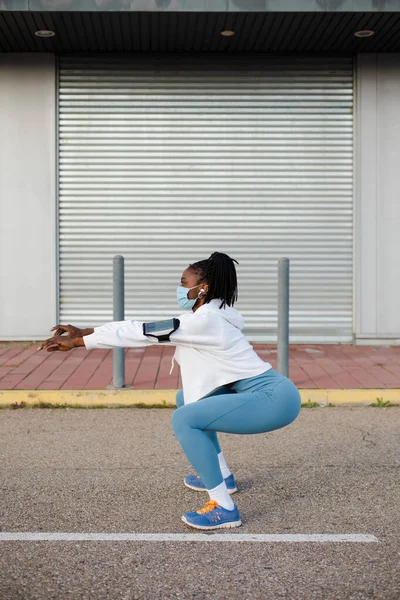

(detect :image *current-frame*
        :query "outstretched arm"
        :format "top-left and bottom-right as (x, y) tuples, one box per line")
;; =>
(83, 320), (155, 350)
(39, 313), (223, 353)
(39, 319), (157, 352)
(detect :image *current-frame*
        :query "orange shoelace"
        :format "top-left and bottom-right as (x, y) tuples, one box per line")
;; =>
(196, 500), (219, 514)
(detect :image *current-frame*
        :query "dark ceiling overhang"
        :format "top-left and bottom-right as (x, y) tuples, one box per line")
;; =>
(1, 10), (400, 53)
(2, 1), (400, 13)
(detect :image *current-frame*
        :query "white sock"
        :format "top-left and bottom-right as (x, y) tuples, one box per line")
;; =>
(218, 452), (232, 479)
(208, 481), (235, 511)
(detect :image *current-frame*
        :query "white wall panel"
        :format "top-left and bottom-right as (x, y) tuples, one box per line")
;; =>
(356, 54), (400, 342)
(0, 54), (56, 340)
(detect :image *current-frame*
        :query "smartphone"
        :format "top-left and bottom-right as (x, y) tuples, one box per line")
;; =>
(142, 318), (180, 341)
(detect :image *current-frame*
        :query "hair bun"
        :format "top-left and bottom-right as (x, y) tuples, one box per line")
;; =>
(189, 251), (239, 308)
(209, 252), (238, 265)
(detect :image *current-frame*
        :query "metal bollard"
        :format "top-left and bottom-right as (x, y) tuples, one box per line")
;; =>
(277, 257), (290, 378)
(113, 255), (125, 388)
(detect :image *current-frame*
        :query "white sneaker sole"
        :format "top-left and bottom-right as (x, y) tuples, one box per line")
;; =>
(181, 515), (242, 530)
(184, 479), (238, 494)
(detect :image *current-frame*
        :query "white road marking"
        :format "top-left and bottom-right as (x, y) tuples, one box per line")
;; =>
(0, 533), (379, 543)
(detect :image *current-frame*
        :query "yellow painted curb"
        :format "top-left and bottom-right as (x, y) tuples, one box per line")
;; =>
(0, 389), (399, 407)
(0, 390), (176, 407)
(300, 389), (400, 405)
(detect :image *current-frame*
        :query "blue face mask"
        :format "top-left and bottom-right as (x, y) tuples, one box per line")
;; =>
(176, 284), (202, 310)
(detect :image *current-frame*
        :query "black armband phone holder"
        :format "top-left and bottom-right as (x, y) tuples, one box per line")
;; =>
(142, 318), (180, 342)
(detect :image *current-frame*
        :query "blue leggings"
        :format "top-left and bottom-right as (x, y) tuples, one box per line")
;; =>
(171, 369), (301, 490)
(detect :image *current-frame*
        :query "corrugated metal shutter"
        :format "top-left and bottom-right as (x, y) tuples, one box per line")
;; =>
(58, 55), (353, 342)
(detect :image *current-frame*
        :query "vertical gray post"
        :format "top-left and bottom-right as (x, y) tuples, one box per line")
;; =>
(113, 255), (125, 388)
(277, 257), (290, 377)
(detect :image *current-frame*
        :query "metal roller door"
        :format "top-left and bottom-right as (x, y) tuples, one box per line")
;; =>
(58, 55), (353, 342)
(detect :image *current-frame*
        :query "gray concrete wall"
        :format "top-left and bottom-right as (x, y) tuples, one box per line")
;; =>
(355, 54), (400, 343)
(0, 54), (56, 341)
(2, 1), (400, 13)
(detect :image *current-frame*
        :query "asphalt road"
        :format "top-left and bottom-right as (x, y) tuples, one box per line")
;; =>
(0, 407), (399, 600)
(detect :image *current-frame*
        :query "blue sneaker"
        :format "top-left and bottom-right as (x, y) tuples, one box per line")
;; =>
(182, 500), (242, 530)
(184, 473), (237, 494)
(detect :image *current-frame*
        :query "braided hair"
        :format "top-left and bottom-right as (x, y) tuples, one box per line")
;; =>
(188, 252), (239, 309)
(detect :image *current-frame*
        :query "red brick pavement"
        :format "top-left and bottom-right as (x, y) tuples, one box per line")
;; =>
(0, 344), (399, 391)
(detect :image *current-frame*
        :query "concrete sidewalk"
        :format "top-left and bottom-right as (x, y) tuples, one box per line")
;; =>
(0, 343), (400, 406)
(1, 343), (400, 390)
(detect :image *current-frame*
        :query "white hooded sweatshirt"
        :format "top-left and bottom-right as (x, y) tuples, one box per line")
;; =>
(83, 299), (271, 404)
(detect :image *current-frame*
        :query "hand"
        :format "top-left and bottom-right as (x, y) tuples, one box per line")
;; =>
(38, 336), (81, 352)
(50, 324), (84, 338)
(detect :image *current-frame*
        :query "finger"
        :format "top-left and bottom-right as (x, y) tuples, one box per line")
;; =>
(51, 325), (66, 336)
(38, 341), (50, 351)
(46, 345), (60, 352)
(45, 341), (63, 350)
(40, 336), (60, 350)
